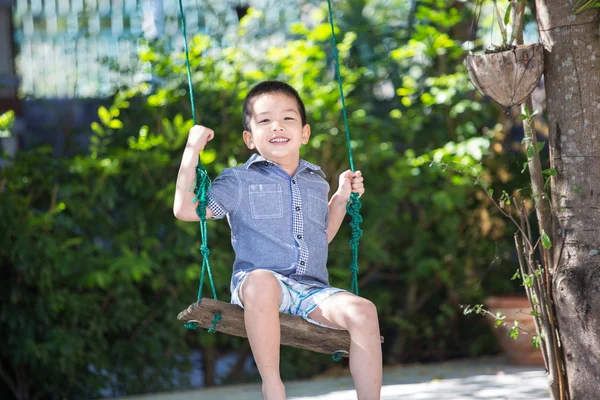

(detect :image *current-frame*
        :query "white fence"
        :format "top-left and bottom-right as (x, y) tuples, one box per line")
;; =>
(11, 0), (304, 98)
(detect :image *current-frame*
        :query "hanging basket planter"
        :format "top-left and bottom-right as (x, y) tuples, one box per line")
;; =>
(465, 43), (544, 108)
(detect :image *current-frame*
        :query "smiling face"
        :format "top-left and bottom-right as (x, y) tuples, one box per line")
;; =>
(243, 93), (311, 166)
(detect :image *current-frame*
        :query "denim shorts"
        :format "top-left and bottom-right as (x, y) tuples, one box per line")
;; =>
(231, 270), (346, 328)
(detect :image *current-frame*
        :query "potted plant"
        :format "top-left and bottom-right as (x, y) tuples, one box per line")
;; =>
(465, 0), (544, 108)
(464, 294), (544, 366)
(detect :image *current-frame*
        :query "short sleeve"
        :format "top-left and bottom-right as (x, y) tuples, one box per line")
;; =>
(207, 168), (240, 219)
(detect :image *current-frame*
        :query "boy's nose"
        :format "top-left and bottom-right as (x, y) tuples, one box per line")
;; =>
(271, 121), (284, 131)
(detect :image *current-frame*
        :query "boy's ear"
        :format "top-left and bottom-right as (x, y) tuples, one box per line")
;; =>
(301, 124), (311, 144)
(243, 130), (255, 149)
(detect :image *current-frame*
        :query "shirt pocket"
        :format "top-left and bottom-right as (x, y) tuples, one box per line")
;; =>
(249, 183), (283, 219)
(307, 188), (328, 230)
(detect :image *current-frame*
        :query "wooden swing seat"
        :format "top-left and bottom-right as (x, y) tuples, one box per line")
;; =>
(178, 299), (384, 357)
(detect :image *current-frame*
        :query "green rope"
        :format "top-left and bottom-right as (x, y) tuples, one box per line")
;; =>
(347, 193), (363, 295)
(178, 0), (221, 332)
(332, 351), (344, 362)
(208, 313), (222, 333)
(326, 0), (363, 296)
(177, 0), (197, 126)
(192, 166), (218, 303)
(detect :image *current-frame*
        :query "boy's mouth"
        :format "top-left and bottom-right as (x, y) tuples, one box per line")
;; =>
(269, 137), (290, 144)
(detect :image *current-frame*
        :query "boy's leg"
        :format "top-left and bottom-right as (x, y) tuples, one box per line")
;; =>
(308, 292), (382, 400)
(238, 270), (286, 400)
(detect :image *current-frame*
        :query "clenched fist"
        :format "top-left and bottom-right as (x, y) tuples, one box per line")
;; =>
(187, 125), (215, 150)
(336, 170), (365, 202)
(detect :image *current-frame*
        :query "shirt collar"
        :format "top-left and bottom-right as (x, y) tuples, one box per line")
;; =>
(243, 153), (326, 178)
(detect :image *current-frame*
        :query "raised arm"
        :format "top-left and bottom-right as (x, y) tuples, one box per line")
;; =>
(327, 170), (364, 243)
(173, 125), (215, 221)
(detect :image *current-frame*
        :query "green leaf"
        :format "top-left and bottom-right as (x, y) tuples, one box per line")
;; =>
(510, 322), (519, 340)
(542, 168), (557, 176)
(0, 110), (16, 130)
(91, 122), (104, 135)
(494, 313), (505, 328)
(530, 309), (540, 317)
(535, 269), (543, 278)
(60, 237), (84, 249)
(311, 23), (334, 41)
(526, 144), (535, 159)
(536, 141), (545, 153)
(108, 119), (123, 129)
(488, 188), (494, 197)
(98, 106), (111, 126)
(542, 230), (552, 249)
(519, 113), (528, 121)
(523, 274), (534, 288)
(504, 3), (512, 26)
(532, 335), (541, 349)
(511, 269), (521, 280)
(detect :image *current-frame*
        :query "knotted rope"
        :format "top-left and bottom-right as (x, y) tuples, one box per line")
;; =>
(178, 0), (221, 332)
(327, 0), (364, 297)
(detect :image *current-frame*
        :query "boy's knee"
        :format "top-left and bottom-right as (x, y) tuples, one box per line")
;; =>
(240, 270), (282, 307)
(357, 299), (378, 320)
(345, 298), (378, 327)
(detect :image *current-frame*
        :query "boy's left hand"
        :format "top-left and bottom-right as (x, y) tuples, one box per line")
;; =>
(336, 170), (365, 201)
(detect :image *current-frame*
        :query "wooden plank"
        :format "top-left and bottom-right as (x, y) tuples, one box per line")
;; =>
(178, 299), (384, 357)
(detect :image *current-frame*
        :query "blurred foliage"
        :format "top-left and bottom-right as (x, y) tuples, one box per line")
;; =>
(1, 0), (532, 398)
(0, 111), (16, 139)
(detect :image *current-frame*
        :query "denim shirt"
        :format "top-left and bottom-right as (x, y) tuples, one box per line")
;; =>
(207, 153), (330, 293)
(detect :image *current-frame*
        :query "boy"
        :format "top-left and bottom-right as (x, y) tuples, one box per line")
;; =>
(173, 81), (382, 400)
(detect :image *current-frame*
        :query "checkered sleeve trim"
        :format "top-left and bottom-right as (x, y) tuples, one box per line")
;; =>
(207, 196), (228, 219)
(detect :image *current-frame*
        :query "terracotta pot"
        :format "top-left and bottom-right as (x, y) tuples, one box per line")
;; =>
(484, 295), (545, 366)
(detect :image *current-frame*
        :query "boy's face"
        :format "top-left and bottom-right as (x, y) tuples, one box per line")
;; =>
(243, 93), (310, 165)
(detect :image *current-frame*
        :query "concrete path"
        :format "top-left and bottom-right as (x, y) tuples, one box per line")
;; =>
(113, 357), (550, 400)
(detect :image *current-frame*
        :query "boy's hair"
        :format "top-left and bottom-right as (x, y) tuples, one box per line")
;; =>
(243, 81), (307, 131)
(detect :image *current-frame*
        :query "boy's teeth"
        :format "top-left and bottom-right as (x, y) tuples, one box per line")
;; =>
(270, 138), (289, 143)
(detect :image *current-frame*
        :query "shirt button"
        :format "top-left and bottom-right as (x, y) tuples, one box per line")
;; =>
(295, 206), (300, 211)
(269, 162), (274, 166)
(300, 261), (306, 266)
(292, 179), (296, 184)
(297, 234), (302, 239)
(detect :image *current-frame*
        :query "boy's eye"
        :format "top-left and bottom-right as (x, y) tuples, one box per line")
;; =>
(284, 117), (294, 120)
(259, 119), (270, 123)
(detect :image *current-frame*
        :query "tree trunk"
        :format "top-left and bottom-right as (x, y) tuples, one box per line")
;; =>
(534, 2), (600, 398)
